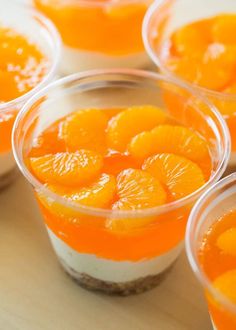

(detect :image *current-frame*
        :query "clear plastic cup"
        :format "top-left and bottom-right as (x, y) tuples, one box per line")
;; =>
(13, 69), (229, 295)
(34, 0), (152, 73)
(0, 2), (61, 189)
(186, 173), (236, 330)
(142, 0), (236, 170)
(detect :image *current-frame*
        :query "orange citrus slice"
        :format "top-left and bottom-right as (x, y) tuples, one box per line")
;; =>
(61, 109), (109, 154)
(107, 169), (167, 231)
(216, 228), (236, 256)
(165, 56), (200, 84)
(30, 150), (103, 186)
(43, 173), (116, 210)
(214, 84), (236, 116)
(212, 14), (236, 44)
(107, 105), (166, 152)
(197, 44), (236, 90)
(171, 20), (211, 56)
(213, 270), (236, 304)
(167, 45), (236, 90)
(115, 168), (167, 209)
(128, 125), (209, 164)
(128, 131), (154, 160)
(143, 153), (205, 200)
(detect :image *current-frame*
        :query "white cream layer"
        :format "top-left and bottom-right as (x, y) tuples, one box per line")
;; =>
(47, 228), (183, 283)
(0, 150), (16, 176)
(60, 46), (151, 74)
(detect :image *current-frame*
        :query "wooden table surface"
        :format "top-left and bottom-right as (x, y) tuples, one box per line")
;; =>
(0, 174), (213, 330)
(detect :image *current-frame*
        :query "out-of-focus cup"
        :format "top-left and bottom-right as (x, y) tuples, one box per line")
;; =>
(0, 2), (60, 189)
(186, 173), (236, 330)
(34, 0), (153, 73)
(143, 0), (236, 170)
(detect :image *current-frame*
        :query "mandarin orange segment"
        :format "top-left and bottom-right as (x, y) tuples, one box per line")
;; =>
(0, 26), (48, 102)
(41, 173), (116, 215)
(151, 125), (210, 163)
(214, 84), (236, 117)
(107, 105), (166, 152)
(116, 168), (167, 209)
(197, 44), (236, 90)
(68, 173), (116, 208)
(213, 270), (236, 304)
(0, 71), (19, 102)
(61, 109), (109, 154)
(165, 56), (200, 84)
(107, 168), (167, 231)
(128, 131), (155, 161)
(171, 20), (211, 56)
(216, 228), (236, 256)
(128, 125), (210, 165)
(212, 15), (236, 44)
(30, 150), (103, 186)
(143, 153), (205, 200)
(167, 44), (236, 90)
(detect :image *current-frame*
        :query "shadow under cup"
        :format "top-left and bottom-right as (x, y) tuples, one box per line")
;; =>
(13, 70), (229, 295)
(186, 174), (236, 330)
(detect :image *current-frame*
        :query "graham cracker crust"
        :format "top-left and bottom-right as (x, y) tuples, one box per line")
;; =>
(60, 258), (174, 296)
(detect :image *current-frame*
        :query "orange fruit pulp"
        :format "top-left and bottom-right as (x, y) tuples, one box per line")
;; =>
(199, 210), (236, 330)
(157, 14), (236, 151)
(27, 106), (212, 261)
(0, 25), (48, 153)
(34, 0), (150, 55)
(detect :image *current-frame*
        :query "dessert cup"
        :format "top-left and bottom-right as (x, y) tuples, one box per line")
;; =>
(143, 0), (236, 170)
(34, 0), (152, 73)
(0, 2), (60, 189)
(13, 69), (229, 295)
(186, 173), (236, 330)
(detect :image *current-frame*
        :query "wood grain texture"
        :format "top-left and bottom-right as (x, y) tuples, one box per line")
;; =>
(0, 174), (212, 330)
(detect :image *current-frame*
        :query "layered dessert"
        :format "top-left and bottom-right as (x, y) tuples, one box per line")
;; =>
(26, 105), (212, 294)
(34, 0), (152, 73)
(146, 11), (236, 166)
(0, 25), (49, 188)
(199, 209), (236, 330)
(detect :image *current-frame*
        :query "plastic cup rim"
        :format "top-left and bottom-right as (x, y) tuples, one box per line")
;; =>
(12, 68), (230, 219)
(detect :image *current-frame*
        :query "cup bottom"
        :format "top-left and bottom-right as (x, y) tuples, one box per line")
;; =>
(0, 167), (18, 190)
(59, 257), (175, 296)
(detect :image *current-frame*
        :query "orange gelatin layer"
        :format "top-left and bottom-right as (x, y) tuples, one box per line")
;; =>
(159, 14), (236, 151)
(28, 106), (212, 261)
(199, 210), (236, 330)
(0, 26), (48, 153)
(34, 0), (150, 54)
